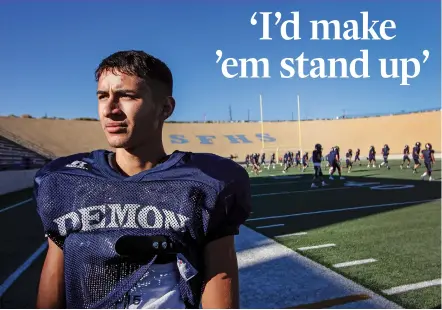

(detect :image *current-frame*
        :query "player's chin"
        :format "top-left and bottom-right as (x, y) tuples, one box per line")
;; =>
(106, 135), (132, 149)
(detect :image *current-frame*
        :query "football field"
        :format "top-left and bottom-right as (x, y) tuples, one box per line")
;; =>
(0, 159), (440, 308)
(246, 159), (441, 309)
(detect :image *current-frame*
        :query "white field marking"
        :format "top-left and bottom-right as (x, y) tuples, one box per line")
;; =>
(246, 199), (438, 222)
(251, 180), (307, 187)
(275, 232), (308, 238)
(333, 258), (377, 268)
(298, 243), (336, 251)
(0, 198), (33, 214)
(256, 223), (284, 229)
(382, 279), (441, 295)
(0, 241), (48, 297)
(251, 186), (351, 197)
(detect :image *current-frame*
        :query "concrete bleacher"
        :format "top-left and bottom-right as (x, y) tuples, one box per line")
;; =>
(0, 136), (48, 170)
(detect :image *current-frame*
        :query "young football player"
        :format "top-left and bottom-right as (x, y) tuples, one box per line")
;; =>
(311, 143), (327, 188)
(379, 144), (390, 169)
(345, 149), (353, 173)
(34, 51), (251, 309)
(412, 142), (422, 174)
(301, 152), (309, 172)
(329, 146), (345, 180)
(282, 151), (290, 173)
(311, 144), (327, 188)
(267, 152), (276, 170)
(400, 145), (411, 169)
(421, 143), (435, 181)
(354, 148), (361, 166)
(367, 146), (376, 168)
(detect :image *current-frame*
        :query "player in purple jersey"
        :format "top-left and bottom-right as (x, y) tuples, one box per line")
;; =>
(282, 151), (291, 173)
(266, 153), (276, 170)
(345, 149), (353, 173)
(400, 145), (411, 169)
(420, 143), (435, 181)
(311, 144), (327, 188)
(354, 148), (361, 166)
(367, 146), (376, 168)
(412, 142), (422, 174)
(379, 144), (390, 170)
(35, 51), (251, 309)
(301, 152), (309, 172)
(329, 146), (345, 180)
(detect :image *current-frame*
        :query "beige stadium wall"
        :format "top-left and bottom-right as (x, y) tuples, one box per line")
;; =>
(0, 111), (440, 159)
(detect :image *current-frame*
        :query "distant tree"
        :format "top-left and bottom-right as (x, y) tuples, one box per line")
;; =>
(73, 117), (99, 121)
(8, 114), (18, 118)
(21, 114), (33, 118)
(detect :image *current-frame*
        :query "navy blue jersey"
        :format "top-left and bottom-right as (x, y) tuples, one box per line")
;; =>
(413, 146), (420, 159)
(328, 151), (336, 164)
(404, 147), (409, 155)
(382, 146), (390, 156)
(34, 150), (251, 308)
(422, 149), (434, 163)
(312, 150), (321, 163)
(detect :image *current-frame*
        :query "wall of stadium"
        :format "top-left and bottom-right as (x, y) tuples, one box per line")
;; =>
(0, 111), (439, 160)
(0, 169), (38, 196)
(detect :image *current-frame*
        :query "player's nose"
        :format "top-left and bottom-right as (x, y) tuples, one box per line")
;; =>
(102, 98), (123, 117)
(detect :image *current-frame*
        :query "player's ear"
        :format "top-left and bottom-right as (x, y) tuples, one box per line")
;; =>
(161, 96), (175, 121)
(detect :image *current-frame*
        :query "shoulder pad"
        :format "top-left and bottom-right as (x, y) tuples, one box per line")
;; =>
(35, 152), (91, 185)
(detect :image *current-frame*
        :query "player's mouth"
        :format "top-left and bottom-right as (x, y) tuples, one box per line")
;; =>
(105, 122), (128, 133)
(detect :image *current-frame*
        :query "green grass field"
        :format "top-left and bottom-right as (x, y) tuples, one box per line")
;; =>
(246, 159), (441, 308)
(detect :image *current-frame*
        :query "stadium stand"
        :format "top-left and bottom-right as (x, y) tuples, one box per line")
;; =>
(0, 110), (440, 161)
(0, 136), (49, 171)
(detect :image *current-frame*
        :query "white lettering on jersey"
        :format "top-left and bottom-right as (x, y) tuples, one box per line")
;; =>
(52, 204), (190, 236)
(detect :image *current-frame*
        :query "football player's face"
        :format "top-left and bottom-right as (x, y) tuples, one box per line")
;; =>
(97, 71), (163, 149)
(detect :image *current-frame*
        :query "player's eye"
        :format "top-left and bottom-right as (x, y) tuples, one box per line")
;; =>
(120, 93), (137, 100)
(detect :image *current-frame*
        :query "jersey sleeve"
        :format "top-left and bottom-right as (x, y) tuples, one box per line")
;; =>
(34, 162), (66, 249)
(205, 164), (252, 244)
(34, 153), (89, 249)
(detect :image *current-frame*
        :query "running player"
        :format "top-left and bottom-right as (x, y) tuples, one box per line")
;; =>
(420, 143), (435, 181)
(301, 152), (309, 172)
(367, 146), (376, 168)
(311, 144), (327, 188)
(345, 149), (353, 173)
(329, 146), (345, 180)
(354, 148), (361, 166)
(412, 142), (422, 174)
(267, 153), (276, 170)
(400, 145), (411, 169)
(379, 144), (390, 169)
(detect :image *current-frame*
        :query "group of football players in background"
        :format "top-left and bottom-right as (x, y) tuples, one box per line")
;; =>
(244, 141), (436, 184)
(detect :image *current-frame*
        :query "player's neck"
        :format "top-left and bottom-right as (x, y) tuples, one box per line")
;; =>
(113, 144), (168, 176)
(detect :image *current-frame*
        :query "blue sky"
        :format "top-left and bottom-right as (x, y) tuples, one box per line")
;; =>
(0, 0), (440, 121)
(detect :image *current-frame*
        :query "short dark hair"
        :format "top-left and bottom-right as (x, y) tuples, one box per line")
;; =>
(95, 50), (173, 96)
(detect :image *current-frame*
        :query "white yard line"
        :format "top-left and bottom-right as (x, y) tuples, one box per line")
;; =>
(298, 244), (336, 251)
(251, 180), (306, 187)
(252, 186), (351, 197)
(333, 258), (377, 268)
(247, 199), (438, 222)
(0, 198), (33, 214)
(382, 279), (441, 295)
(256, 224), (284, 229)
(0, 241), (48, 297)
(275, 232), (307, 238)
